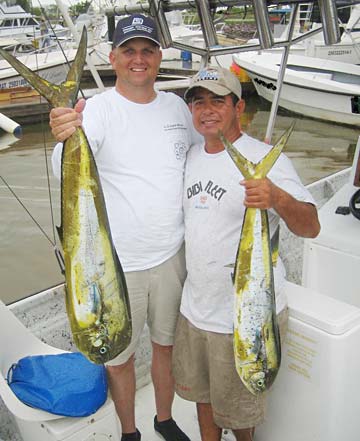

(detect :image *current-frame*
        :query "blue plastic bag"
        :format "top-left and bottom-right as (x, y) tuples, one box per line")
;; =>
(7, 352), (108, 417)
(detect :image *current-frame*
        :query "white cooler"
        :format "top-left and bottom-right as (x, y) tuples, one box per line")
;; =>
(256, 144), (360, 441)
(255, 281), (360, 441)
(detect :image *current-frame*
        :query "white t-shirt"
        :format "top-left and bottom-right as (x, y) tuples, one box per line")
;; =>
(52, 88), (201, 271)
(181, 133), (316, 334)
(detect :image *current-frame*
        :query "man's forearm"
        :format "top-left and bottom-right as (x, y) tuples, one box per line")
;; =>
(273, 186), (320, 238)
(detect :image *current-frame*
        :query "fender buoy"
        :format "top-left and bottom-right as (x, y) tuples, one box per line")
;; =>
(0, 112), (22, 137)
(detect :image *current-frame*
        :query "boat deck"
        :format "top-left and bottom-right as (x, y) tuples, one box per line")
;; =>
(136, 383), (199, 440)
(134, 382), (234, 441)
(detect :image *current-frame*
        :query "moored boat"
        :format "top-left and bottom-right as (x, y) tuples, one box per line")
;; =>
(247, 3), (360, 65)
(1, 2), (360, 440)
(232, 51), (360, 126)
(0, 47), (77, 90)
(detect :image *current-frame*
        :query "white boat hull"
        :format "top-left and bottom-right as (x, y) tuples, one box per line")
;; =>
(296, 41), (360, 65)
(233, 52), (360, 127)
(253, 77), (360, 126)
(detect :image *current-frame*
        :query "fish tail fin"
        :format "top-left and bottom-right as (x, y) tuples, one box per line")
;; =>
(62, 27), (88, 104)
(0, 49), (55, 101)
(220, 122), (295, 179)
(219, 131), (256, 179)
(0, 27), (87, 108)
(255, 122), (295, 178)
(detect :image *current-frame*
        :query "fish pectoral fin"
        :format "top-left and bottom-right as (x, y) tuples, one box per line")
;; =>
(251, 330), (263, 359)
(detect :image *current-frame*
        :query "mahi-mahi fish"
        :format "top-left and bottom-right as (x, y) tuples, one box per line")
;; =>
(0, 29), (132, 364)
(219, 125), (294, 395)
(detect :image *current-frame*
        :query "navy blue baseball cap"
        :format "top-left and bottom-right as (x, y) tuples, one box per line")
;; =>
(113, 14), (160, 48)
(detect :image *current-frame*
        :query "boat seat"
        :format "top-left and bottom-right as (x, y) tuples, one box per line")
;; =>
(0, 299), (66, 422)
(0, 299), (121, 441)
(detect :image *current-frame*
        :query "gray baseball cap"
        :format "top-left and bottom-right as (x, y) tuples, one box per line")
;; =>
(113, 14), (160, 48)
(185, 66), (242, 101)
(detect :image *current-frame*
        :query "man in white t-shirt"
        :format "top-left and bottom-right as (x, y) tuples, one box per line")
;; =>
(172, 66), (320, 441)
(50, 14), (200, 441)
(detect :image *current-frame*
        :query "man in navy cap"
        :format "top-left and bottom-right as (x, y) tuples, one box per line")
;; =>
(50, 13), (200, 441)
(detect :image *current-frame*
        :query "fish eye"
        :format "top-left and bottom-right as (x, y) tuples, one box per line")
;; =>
(99, 346), (107, 354)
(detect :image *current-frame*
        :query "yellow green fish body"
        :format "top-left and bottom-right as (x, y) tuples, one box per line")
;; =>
(220, 126), (293, 395)
(60, 127), (132, 363)
(0, 29), (132, 364)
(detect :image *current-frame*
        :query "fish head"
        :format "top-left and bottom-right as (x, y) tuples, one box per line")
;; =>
(247, 371), (267, 394)
(75, 320), (132, 364)
(73, 324), (114, 364)
(247, 367), (279, 395)
(90, 331), (112, 361)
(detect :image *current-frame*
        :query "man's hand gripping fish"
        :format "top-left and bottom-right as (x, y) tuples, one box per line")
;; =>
(220, 125), (294, 395)
(0, 29), (132, 364)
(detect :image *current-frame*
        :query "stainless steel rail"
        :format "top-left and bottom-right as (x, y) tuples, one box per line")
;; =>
(103, 0), (343, 140)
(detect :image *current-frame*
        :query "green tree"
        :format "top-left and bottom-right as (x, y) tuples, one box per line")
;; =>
(11, 0), (31, 13)
(69, 0), (91, 18)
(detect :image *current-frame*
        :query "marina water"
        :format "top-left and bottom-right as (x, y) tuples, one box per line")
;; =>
(0, 95), (358, 304)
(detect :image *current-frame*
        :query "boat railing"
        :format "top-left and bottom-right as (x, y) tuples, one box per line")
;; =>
(341, 4), (360, 60)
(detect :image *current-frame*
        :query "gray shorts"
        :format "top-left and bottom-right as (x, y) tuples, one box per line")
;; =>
(106, 244), (186, 366)
(172, 308), (289, 430)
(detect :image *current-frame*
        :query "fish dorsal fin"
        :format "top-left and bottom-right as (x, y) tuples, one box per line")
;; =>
(0, 27), (88, 108)
(220, 123), (295, 180)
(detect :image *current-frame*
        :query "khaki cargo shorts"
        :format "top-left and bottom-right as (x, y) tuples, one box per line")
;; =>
(107, 244), (186, 366)
(173, 308), (288, 430)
